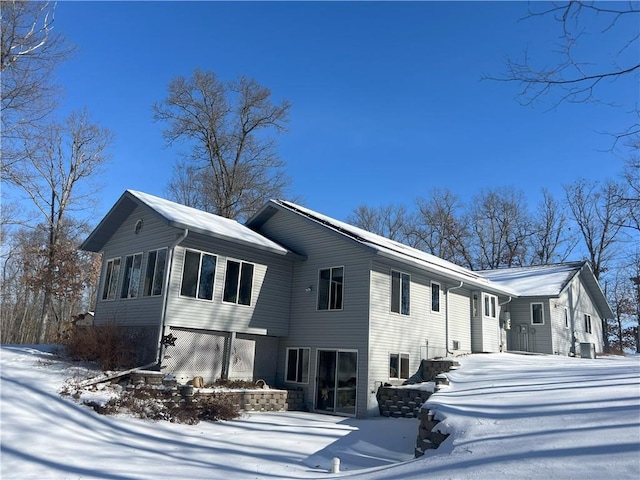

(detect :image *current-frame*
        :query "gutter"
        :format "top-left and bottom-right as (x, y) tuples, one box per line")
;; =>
(155, 228), (189, 365)
(445, 281), (464, 356)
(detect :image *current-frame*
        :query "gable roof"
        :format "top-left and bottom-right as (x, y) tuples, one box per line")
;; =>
(81, 190), (293, 256)
(249, 199), (518, 296)
(481, 261), (614, 318)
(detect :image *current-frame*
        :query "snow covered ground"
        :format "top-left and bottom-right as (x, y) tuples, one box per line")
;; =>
(1, 345), (639, 479)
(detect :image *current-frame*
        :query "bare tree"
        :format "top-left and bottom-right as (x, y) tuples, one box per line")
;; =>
(153, 69), (291, 221)
(3, 109), (113, 342)
(487, 1), (639, 150)
(469, 187), (531, 269)
(1, 0), (71, 157)
(528, 189), (577, 265)
(564, 179), (628, 280)
(615, 157), (640, 231)
(347, 203), (415, 245)
(413, 189), (474, 268)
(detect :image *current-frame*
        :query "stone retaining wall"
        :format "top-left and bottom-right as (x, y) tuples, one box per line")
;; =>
(377, 387), (432, 418)
(415, 409), (449, 457)
(129, 371), (305, 412)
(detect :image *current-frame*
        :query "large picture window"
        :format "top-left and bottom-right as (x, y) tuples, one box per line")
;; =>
(531, 302), (544, 325)
(180, 249), (216, 300)
(223, 260), (254, 305)
(286, 347), (310, 383)
(102, 257), (121, 301)
(431, 282), (441, 312)
(120, 253), (143, 299)
(318, 266), (344, 310)
(391, 270), (410, 315)
(143, 248), (167, 297)
(389, 353), (409, 379)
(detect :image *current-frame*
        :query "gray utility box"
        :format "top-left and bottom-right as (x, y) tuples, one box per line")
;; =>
(580, 342), (596, 359)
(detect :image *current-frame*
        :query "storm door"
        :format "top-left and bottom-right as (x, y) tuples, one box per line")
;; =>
(315, 349), (357, 416)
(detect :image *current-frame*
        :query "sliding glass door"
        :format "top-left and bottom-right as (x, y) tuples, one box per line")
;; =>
(315, 349), (357, 416)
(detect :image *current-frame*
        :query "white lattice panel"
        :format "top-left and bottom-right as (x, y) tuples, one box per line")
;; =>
(229, 335), (255, 379)
(162, 327), (226, 384)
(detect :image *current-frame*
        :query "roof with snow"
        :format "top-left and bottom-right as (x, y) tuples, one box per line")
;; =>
(480, 262), (586, 297)
(81, 190), (292, 255)
(481, 261), (614, 318)
(249, 199), (518, 296)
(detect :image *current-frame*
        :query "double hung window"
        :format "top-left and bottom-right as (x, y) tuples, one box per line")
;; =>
(531, 303), (544, 325)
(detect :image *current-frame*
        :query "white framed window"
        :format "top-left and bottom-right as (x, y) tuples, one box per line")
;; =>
(531, 303), (544, 325)
(484, 293), (497, 318)
(120, 253), (143, 299)
(564, 308), (569, 329)
(101, 257), (121, 301)
(584, 314), (592, 334)
(391, 270), (410, 315)
(223, 259), (255, 306)
(286, 347), (310, 383)
(143, 248), (167, 297)
(180, 249), (217, 300)
(318, 266), (344, 310)
(431, 282), (441, 312)
(389, 353), (410, 379)
(472, 292), (479, 317)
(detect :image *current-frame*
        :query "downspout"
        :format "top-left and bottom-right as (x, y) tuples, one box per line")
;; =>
(155, 228), (189, 365)
(445, 281), (464, 356)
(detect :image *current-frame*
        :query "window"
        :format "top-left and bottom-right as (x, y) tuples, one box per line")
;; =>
(389, 353), (410, 379)
(223, 260), (254, 305)
(180, 249), (216, 300)
(286, 348), (310, 383)
(484, 294), (497, 318)
(102, 257), (121, 301)
(564, 308), (569, 329)
(431, 282), (441, 312)
(143, 248), (167, 297)
(391, 270), (410, 315)
(584, 314), (592, 334)
(531, 303), (544, 325)
(318, 266), (343, 310)
(472, 292), (479, 317)
(120, 253), (143, 299)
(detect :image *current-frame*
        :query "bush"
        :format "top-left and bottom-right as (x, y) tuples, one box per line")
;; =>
(84, 387), (240, 424)
(64, 324), (139, 370)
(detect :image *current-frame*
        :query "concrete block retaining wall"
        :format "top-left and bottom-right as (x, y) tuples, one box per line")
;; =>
(129, 371), (305, 412)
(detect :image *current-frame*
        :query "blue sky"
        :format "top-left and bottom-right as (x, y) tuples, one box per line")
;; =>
(52, 1), (638, 223)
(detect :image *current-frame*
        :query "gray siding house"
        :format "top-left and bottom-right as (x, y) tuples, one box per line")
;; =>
(81, 190), (613, 417)
(481, 262), (613, 356)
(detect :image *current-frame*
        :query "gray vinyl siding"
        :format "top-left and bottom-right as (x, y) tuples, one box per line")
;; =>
(164, 231), (293, 337)
(367, 259), (473, 416)
(558, 276), (603, 353)
(506, 299), (553, 354)
(94, 205), (180, 328)
(258, 208), (372, 417)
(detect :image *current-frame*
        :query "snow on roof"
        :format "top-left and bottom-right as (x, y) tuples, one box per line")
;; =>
(479, 262), (585, 296)
(276, 200), (516, 294)
(128, 190), (290, 255)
